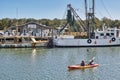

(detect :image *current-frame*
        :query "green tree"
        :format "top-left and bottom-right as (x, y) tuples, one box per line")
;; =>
(101, 17), (112, 27)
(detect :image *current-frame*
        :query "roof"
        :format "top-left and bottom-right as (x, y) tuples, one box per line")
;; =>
(5, 21), (58, 32)
(18, 21), (52, 29)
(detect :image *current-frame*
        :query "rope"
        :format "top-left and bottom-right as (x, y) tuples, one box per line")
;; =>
(96, 8), (104, 18)
(100, 0), (113, 19)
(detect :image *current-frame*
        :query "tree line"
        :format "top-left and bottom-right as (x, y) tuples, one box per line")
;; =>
(0, 17), (120, 30)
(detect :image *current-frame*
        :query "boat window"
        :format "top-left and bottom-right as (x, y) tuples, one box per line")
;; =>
(111, 33), (114, 36)
(96, 36), (98, 39)
(100, 33), (104, 36)
(106, 33), (110, 36)
(0, 33), (3, 36)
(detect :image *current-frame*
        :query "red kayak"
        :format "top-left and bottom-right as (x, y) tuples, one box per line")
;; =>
(68, 64), (99, 70)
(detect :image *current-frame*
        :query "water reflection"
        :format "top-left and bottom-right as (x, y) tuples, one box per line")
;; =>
(31, 49), (37, 63)
(32, 49), (36, 57)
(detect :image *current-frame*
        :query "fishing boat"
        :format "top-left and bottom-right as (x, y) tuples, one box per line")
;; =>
(52, 0), (120, 47)
(53, 26), (120, 47)
(68, 64), (99, 70)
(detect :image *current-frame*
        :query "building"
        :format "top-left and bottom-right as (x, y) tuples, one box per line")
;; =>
(5, 21), (57, 37)
(0, 22), (58, 47)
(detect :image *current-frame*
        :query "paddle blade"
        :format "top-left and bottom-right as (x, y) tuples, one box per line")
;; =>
(92, 57), (95, 61)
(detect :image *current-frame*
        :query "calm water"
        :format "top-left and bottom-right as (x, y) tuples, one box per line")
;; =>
(0, 47), (120, 80)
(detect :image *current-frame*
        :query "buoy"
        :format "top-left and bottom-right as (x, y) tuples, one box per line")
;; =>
(94, 41), (96, 44)
(87, 39), (92, 44)
(111, 37), (116, 42)
(109, 40), (112, 43)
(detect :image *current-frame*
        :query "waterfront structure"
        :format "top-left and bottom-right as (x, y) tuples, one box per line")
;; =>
(4, 21), (55, 37)
(0, 22), (57, 48)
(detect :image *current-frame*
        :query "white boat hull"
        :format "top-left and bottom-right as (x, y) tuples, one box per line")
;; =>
(53, 38), (120, 47)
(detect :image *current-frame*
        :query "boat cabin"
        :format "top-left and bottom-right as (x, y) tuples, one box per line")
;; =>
(95, 27), (120, 39)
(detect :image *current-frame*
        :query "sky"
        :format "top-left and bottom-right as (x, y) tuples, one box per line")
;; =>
(0, 0), (120, 20)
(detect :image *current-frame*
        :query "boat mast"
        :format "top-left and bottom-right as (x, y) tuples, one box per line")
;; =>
(16, 8), (18, 43)
(85, 0), (95, 38)
(85, 0), (88, 31)
(92, 0), (95, 20)
(16, 8), (18, 36)
(92, 0), (95, 32)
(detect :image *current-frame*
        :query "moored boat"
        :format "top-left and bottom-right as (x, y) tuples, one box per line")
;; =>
(52, 0), (120, 47)
(53, 27), (120, 47)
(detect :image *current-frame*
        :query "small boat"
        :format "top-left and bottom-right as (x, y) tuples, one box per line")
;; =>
(68, 64), (99, 70)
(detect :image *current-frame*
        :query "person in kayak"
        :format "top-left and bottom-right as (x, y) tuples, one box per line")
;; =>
(80, 60), (85, 66)
(88, 60), (94, 65)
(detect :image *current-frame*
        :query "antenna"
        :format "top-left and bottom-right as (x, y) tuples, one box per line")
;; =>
(16, 8), (18, 36)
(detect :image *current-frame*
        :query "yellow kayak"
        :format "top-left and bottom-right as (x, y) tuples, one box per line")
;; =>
(68, 64), (99, 70)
